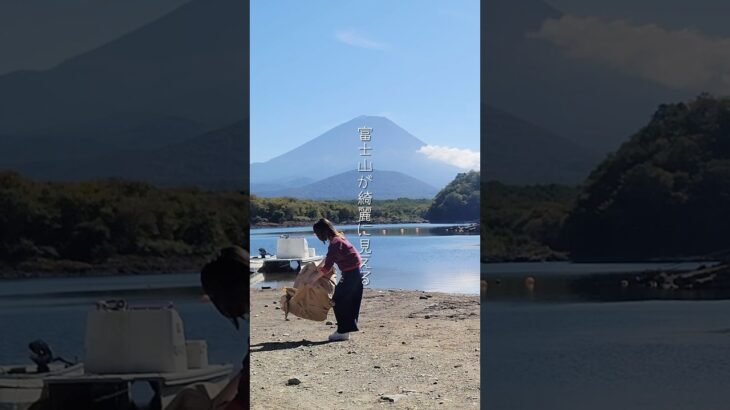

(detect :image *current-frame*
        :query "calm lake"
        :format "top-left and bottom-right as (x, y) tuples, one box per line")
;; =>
(0, 273), (246, 367)
(251, 223), (480, 294)
(482, 261), (730, 410)
(0, 223), (478, 366)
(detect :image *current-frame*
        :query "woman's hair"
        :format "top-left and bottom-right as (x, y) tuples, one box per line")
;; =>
(200, 246), (250, 329)
(313, 218), (343, 243)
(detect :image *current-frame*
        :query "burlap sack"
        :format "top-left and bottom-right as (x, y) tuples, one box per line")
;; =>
(280, 262), (336, 321)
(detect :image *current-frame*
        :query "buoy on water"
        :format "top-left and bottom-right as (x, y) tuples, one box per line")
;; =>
(525, 276), (535, 291)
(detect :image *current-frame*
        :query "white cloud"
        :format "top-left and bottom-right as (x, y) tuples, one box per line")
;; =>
(335, 29), (388, 50)
(417, 145), (480, 170)
(528, 15), (730, 93)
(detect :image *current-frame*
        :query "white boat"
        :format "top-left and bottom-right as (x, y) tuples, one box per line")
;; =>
(45, 364), (233, 409)
(0, 363), (83, 410)
(2, 301), (235, 409)
(251, 236), (323, 276)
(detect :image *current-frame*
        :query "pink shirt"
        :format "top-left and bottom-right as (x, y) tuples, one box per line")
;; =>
(320, 235), (362, 273)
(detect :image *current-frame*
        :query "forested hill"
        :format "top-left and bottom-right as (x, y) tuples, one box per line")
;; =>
(562, 95), (730, 260)
(250, 197), (431, 225)
(425, 171), (480, 222)
(481, 181), (578, 262)
(0, 172), (248, 275)
(251, 172), (481, 226)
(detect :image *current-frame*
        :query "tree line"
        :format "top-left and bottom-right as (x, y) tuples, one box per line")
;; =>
(251, 196), (431, 225)
(0, 172), (248, 272)
(251, 171), (481, 226)
(482, 94), (730, 262)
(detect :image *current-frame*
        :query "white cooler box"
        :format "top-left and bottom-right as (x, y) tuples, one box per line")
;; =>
(84, 308), (188, 374)
(186, 340), (209, 369)
(277, 237), (310, 258)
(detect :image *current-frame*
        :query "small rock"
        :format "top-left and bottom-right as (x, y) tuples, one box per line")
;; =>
(373, 365), (381, 369)
(401, 341), (406, 345)
(454, 364), (462, 368)
(424, 315), (431, 319)
(326, 321), (333, 325)
(286, 378), (301, 386)
(264, 304), (268, 307)
(381, 394), (406, 403)
(409, 357), (414, 360)
(338, 391), (343, 394)
(273, 301), (277, 304)
(419, 296), (428, 300)
(275, 307), (280, 310)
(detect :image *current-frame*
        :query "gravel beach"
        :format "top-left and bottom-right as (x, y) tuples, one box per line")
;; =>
(250, 288), (480, 409)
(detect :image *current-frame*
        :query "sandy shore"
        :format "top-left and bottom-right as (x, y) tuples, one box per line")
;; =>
(250, 288), (480, 409)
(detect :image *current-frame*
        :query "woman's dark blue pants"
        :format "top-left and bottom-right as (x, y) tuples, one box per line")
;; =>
(332, 268), (363, 333)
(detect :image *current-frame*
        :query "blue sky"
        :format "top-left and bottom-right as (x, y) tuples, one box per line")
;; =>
(0, 0), (189, 75)
(535, 1), (730, 97)
(251, 0), (480, 163)
(547, 0), (730, 36)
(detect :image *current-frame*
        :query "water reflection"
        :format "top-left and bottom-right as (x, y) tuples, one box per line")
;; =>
(0, 275), (246, 366)
(252, 224), (480, 293)
(251, 223), (465, 238)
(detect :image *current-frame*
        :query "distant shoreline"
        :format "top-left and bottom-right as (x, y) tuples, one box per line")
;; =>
(0, 256), (208, 280)
(252, 220), (428, 228)
(252, 220), (478, 229)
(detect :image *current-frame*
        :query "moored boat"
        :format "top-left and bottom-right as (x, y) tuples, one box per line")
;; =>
(2, 301), (235, 409)
(0, 363), (83, 410)
(251, 236), (323, 276)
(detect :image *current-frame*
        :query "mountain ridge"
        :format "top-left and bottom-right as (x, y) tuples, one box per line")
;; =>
(251, 115), (463, 188)
(255, 169), (439, 200)
(16, 120), (248, 190)
(0, 0), (246, 145)
(482, 104), (600, 184)
(484, 0), (687, 153)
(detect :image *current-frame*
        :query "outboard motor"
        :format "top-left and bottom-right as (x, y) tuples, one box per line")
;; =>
(28, 340), (53, 373)
(258, 247), (270, 257)
(28, 339), (75, 373)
